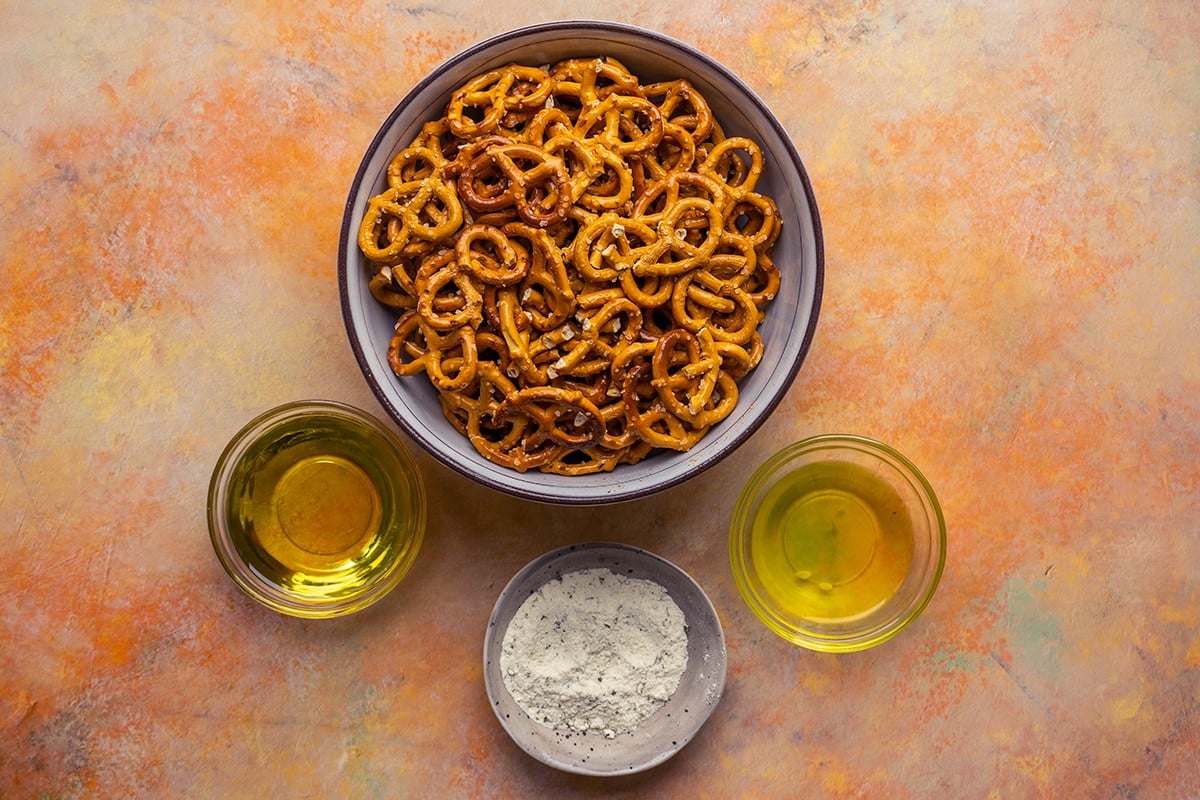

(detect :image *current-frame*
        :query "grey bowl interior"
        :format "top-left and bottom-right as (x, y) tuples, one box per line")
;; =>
(482, 542), (727, 776)
(339, 21), (824, 504)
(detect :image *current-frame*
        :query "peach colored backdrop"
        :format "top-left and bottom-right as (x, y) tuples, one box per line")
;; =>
(3, 2), (1197, 798)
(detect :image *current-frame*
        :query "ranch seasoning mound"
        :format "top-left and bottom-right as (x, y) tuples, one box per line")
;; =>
(500, 568), (689, 738)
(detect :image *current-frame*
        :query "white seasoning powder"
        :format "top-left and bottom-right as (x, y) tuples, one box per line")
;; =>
(501, 568), (689, 739)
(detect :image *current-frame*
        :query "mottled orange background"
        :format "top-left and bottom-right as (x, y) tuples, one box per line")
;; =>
(2, 2), (1197, 798)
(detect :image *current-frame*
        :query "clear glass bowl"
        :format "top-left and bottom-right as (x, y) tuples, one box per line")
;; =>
(208, 400), (426, 618)
(730, 434), (945, 652)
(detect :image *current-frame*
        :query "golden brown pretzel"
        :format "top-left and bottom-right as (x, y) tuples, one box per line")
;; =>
(440, 362), (540, 468)
(620, 362), (707, 452)
(488, 386), (605, 471)
(574, 93), (664, 156)
(414, 251), (484, 331)
(726, 194), (781, 254)
(644, 79), (715, 145)
(670, 268), (761, 345)
(542, 134), (633, 212)
(700, 136), (763, 195)
(455, 223), (526, 286)
(550, 296), (643, 377)
(573, 213), (664, 283)
(488, 142), (574, 228)
(422, 325), (479, 392)
(631, 121), (698, 194)
(446, 65), (555, 139)
(549, 57), (643, 106)
(744, 250), (781, 307)
(651, 327), (739, 428)
(387, 144), (449, 187)
(506, 221), (576, 330)
(369, 263), (418, 309)
(388, 309), (480, 392)
(455, 135), (522, 212)
(358, 177), (464, 265)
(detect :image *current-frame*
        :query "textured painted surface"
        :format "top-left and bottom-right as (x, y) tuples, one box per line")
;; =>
(2, 2), (1197, 798)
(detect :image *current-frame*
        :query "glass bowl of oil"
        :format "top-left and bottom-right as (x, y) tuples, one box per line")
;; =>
(729, 434), (945, 652)
(208, 400), (426, 618)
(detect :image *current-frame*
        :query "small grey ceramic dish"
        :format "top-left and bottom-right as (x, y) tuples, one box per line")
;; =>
(483, 542), (727, 776)
(339, 20), (823, 505)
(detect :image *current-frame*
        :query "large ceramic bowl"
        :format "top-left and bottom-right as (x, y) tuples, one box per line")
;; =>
(339, 21), (823, 505)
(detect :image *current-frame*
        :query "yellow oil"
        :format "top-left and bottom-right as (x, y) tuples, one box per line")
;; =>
(226, 416), (414, 601)
(750, 460), (913, 622)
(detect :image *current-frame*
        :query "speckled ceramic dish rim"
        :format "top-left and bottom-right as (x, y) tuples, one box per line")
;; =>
(338, 20), (824, 505)
(482, 542), (727, 776)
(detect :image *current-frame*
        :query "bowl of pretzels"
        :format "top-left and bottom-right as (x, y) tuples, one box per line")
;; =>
(339, 21), (823, 505)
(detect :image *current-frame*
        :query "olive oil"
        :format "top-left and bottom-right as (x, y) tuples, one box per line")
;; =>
(749, 460), (913, 622)
(224, 414), (416, 602)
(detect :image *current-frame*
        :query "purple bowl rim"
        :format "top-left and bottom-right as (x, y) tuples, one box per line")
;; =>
(337, 20), (825, 505)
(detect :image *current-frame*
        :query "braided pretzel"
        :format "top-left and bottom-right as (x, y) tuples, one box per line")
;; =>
(358, 59), (784, 473)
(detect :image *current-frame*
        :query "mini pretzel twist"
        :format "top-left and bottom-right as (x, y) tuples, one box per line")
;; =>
(414, 251), (484, 332)
(446, 65), (555, 139)
(455, 223), (527, 286)
(488, 386), (605, 471)
(620, 362), (707, 452)
(488, 142), (573, 228)
(574, 94), (664, 156)
(358, 177), (464, 264)
(550, 57), (643, 106)
(644, 79), (715, 145)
